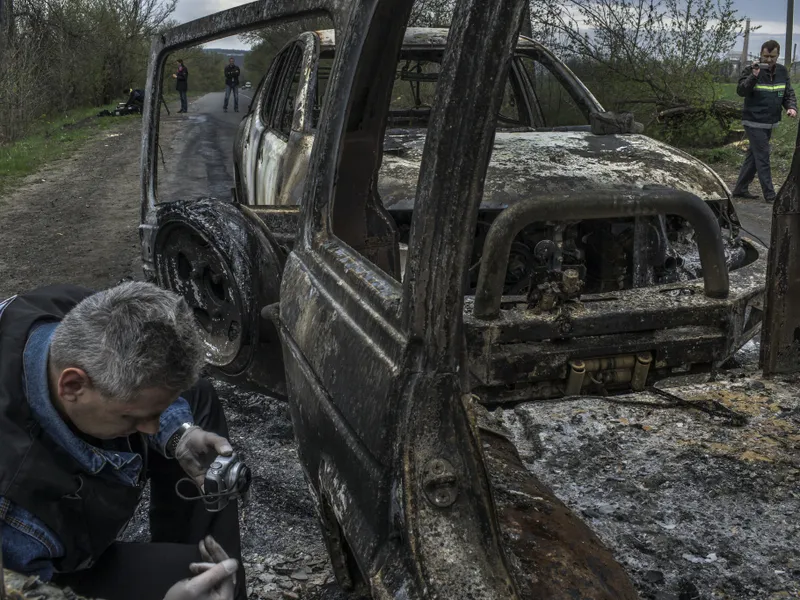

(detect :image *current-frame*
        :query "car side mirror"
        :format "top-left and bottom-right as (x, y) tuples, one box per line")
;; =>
(590, 111), (644, 135)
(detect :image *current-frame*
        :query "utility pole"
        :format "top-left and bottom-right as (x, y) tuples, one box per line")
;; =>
(741, 18), (751, 71)
(786, 0), (794, 68)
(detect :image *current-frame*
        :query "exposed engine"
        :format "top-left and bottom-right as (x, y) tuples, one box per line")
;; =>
(465, 208), (751, 305)
(391, 204), (752, 311)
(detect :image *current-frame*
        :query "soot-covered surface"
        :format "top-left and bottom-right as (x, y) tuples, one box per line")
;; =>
(501, 340), (800, 600)
(124, 342), (798, 600)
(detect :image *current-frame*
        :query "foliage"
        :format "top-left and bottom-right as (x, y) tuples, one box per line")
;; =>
(530, 0), (746, 122)
(0, 0), (177, 144)
(241, 15), (334, 89)
(407, 0), (748, 141)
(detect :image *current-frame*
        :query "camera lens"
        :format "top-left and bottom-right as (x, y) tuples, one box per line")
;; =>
(233, 464), (252, 494)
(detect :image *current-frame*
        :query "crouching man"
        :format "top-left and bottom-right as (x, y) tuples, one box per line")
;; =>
(0, 282), (246, 600)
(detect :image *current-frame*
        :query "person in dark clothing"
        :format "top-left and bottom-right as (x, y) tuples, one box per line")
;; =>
(223, 57), (241, 113)
(174, 59), (189, 113)
(96, 88), (145, 118)
(0, 282), (246, 600)
(125, 87), (145, 112)
(733, 40), (798, 203)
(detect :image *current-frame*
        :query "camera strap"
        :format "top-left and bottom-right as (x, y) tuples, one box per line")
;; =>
(174, 477), (243, 512)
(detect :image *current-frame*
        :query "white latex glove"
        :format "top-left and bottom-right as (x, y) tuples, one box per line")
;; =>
(162, 558), (238, 600)
(175, 426), (233, 487)
(199, 535), (237, 586)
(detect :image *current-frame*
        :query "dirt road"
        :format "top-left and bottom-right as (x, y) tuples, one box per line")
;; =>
(0, 119), (143, 298)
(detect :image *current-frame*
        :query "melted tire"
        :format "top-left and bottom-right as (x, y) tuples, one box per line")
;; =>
(153, 198), (284, 378)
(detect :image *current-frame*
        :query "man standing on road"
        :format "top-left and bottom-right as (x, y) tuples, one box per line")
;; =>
(0, 282), (246, 600)
(223, 57), (241, 113)
(174, 58), (189, 113)
(733, 40), (798, 203)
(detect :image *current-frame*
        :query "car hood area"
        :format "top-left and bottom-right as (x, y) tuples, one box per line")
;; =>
(379, 129), (731, 211)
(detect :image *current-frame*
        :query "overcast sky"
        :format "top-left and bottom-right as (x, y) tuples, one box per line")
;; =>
(177, 0), (800, 57)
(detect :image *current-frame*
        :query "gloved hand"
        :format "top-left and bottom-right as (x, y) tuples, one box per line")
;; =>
(199, 535), (237, 586)
(162, 558), (238, 600)
(175, 426), (233, 487)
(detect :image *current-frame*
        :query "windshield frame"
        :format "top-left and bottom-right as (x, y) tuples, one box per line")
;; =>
(319, 45), (540, 129)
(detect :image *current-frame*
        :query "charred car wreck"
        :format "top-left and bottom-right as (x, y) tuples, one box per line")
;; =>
(140, 0), (765, 597)
(147, 24), (765, 403)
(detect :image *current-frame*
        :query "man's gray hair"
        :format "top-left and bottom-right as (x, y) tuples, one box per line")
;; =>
(50, 282), (205, 402)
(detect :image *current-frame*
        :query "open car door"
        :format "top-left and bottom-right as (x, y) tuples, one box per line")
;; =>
(276, 0), (639, 597)
(139, 2), (327, 393)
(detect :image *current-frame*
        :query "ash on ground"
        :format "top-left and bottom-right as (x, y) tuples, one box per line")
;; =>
(125, 341), (799, 600)
(501, 339), (800, 600)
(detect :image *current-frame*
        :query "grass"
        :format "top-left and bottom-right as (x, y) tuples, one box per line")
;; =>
(0, 103), (133, 195)
(715, 82), (740, 103)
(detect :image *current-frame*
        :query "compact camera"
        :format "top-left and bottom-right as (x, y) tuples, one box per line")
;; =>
(203, 453), (252, 512)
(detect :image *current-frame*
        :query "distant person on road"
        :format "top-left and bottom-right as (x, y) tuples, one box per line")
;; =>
(733, 40), (797, 203)
(174, 58), (189, 113)
(223, 57), (240, 113)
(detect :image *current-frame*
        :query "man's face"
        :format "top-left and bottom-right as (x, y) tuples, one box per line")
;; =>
(54, 367), (178, 439)
(229, 58), (235, 66)
(761, 47), (779, 68)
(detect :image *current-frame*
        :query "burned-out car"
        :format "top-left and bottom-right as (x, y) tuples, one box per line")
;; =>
(224, 27), (765, 402)
(140, 0), (763, 597)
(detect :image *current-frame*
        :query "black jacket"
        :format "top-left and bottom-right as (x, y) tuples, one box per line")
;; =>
(176, 65), (188, 92)
(0, 286), (144, 573)
(738, 63), (797, 125)
(126, 89), (144, 109)
(225, 64), (240, 87)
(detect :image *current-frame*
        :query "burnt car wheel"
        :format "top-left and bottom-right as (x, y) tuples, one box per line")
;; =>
(154, 198), (284, 376)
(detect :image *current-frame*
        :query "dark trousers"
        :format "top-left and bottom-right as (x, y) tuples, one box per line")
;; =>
(223, 85), (239, 110)
(179, 90), (188, 112)
(54, 379), (246, 600)
(734, 125), (775, 199)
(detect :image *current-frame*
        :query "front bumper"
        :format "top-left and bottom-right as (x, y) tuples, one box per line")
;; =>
(465, 238), (766, 404)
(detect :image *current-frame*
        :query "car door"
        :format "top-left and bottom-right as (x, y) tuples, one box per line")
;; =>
(254, 38), (318, 206)
(276, 3), (520, 596)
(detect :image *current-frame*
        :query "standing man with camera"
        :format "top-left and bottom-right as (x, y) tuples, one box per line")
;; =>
(732, 40), (798, 203)
(223, 57), (241, 113)
(0, 282), (247, 600)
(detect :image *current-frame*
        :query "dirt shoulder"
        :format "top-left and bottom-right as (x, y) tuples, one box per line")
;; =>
(0, 118), (145, 298)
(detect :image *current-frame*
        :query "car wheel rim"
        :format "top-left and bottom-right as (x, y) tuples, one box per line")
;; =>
(155, 224), (244, 367)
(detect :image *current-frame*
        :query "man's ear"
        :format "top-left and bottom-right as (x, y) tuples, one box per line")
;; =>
(58, 368), (91, 403)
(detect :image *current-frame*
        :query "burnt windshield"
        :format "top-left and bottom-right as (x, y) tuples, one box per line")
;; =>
(315, 48), (531, 128)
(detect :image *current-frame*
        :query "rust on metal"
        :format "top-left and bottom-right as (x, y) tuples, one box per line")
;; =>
(476, 405), (639, 599)
(473, 189), (730, 321)
(761, 120), (800, 374)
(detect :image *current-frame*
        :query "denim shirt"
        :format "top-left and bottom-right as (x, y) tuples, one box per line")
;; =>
(0, 320), (194, 579)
